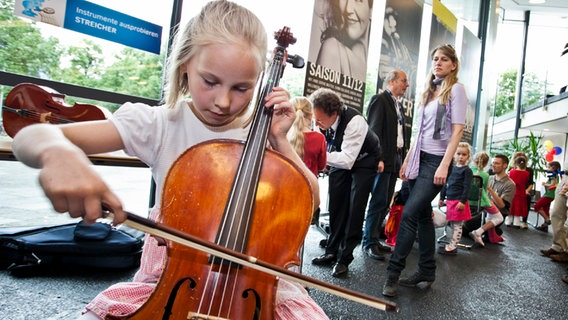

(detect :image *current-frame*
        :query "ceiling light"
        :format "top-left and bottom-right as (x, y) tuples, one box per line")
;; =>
(529, 0), (546, 4)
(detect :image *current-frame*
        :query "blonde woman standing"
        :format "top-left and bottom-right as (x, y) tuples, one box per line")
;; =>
(382, 44), (466, 297)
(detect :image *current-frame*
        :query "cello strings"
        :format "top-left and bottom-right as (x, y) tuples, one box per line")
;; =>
(199, 173), (247, 318)
(198, 44), (283, 318)
(219, 107), (273, 317)
(209, 95), (273, 319)
(215, 53), (281, 317)
(3, 106), (74, 124)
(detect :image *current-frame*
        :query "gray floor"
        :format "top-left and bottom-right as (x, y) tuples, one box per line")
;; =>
(1, 161), (567, 319)
(303, 218), (568, 320)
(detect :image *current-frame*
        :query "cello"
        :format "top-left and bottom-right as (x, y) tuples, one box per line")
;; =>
(111, 27), (397, 319)
(2, 83), (108, 138)
(122, 27), (310, 320)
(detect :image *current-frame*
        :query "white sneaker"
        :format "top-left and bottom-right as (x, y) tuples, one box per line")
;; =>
(513, 216), (521, 228)
(469, 231), (485, 247)
(504, 215), (512, 226)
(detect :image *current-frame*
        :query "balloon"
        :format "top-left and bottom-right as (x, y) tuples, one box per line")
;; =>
(553, 146), (563, 155)
(543, 140), (554, 151)
(545, 153), (554, 162)
(550, 148), (557, 155)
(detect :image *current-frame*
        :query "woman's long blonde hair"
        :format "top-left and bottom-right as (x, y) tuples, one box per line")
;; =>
(288, 97), (314, 159)
(420, 44), (460, 106)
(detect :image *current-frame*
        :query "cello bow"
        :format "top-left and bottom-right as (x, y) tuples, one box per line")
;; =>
(110, 210), (399, 313)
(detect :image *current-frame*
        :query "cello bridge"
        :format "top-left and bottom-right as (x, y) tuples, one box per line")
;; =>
(188, 312), (230, 320)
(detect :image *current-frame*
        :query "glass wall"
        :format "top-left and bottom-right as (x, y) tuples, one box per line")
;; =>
(0, 0), (174, 107)
(491, 10), (567, 117)
(0, 0), (166, 226)
(525, 14), (567, 99)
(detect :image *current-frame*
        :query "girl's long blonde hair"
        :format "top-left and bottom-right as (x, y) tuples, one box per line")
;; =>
(420, 44), (460, 107)
(288, 97), (314, 159)
(163, 0), (267, 108)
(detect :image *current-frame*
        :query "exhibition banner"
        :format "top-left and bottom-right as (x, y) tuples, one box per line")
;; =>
(378, 0), (424, 146)
(305, 0), (374, 112)
(459, 27), (482, 145)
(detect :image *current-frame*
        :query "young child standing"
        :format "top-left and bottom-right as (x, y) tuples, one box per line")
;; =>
(468, 152), (505, 245)
(534, 161), (561, 232)
(12, 1), (327, 319)
(437, 142), (473, 255)
(507, 156), (530, 228)
(513, 152), (534, 229)
(288, 96), (327, 225)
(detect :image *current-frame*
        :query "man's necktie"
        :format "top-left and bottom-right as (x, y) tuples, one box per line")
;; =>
(397, 101), (404, 126)
(326, 128), (335, 142)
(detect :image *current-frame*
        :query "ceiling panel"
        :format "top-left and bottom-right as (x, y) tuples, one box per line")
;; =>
(499, 0), (568, 25)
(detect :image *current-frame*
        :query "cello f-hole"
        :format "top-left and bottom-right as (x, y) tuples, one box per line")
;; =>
(163, 277), (197, 320)
(242, 288), (261, 320)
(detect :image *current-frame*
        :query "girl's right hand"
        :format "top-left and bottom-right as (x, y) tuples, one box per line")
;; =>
(13, 122), (127, 226)
(38, 145), (125, 225)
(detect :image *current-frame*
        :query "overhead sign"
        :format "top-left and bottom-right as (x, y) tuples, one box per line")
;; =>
(14, 0), (162, 54)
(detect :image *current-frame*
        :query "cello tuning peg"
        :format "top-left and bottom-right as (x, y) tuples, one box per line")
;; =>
(286, 54), (305, 69)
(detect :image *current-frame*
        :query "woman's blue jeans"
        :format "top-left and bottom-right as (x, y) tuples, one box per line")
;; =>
(386, 152), (447, 278)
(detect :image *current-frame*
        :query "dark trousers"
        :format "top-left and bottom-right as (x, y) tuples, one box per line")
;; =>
(325, 166), (376, 265)
(362, 170), (398, 249)
(387, 152), (445, 278)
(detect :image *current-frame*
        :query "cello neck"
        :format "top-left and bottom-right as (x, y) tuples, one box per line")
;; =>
(213, 28), (293, 255)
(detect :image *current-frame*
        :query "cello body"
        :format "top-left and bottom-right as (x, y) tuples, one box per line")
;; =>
(127, 140), (313, 319)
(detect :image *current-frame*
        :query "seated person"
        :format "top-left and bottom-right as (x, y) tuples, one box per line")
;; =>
(463, 154), (515, 245)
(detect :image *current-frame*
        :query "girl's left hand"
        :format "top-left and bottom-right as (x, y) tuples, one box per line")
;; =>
(265, 87), (294, 138)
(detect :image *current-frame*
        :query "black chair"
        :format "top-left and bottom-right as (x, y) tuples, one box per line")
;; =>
(529, 189), (541, 227)
(468, 176), (485, 221)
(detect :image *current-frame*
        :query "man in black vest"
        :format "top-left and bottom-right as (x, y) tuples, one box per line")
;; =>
(309, 88), (381, 278)
(362, 69), (410, 260)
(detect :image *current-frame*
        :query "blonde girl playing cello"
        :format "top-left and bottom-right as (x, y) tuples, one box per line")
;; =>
(12, 1), (327, 319)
